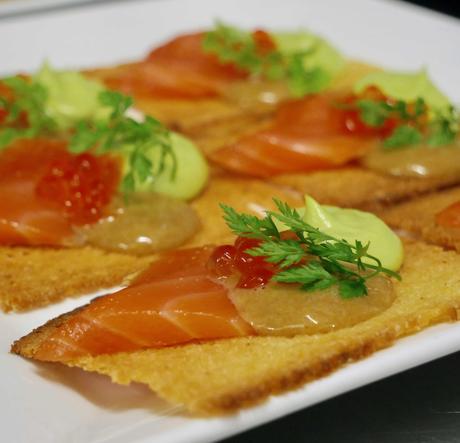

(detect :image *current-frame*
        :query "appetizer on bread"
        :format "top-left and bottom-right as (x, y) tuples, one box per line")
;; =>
(89, 23), (460, 210)
(197, 69), (460, 209)
(0, 65), (209, 310)
(88, 23), (352, 131)
(14, 197), (460, 414)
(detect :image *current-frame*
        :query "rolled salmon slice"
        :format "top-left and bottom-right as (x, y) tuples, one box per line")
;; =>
(19, 246), (254, 362)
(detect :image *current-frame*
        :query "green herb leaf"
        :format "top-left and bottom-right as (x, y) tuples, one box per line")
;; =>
(427, 106), (459, 147)
(220, 204), (279, 240)
(383, 125), (423, 149)
(0, 76), (57, 148)
(202, 22), (264, 74)
(247, 239), (305, 268)
(68, 91), (176, 192)
(356, 99), (391, 127)
(338, 279), (367, 298)
(274, 261), (337, 291)
(286, 56), (330, 97)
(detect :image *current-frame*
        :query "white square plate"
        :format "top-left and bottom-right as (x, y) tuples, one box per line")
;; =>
(1, 1), (460, 442)
(0, 0), (98, 17)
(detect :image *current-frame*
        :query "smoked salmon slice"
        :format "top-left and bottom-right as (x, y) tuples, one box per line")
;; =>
(24, 246), (254, 362)
(209, 94), (377, 177)
(102, 33), (247, 100)
(0, 139), (75, 246)
(0, 138), (121, 246)
(0, 180), (75, 246)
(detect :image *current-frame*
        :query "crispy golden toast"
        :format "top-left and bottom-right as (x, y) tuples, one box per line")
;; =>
(0, 177), (301, 312)
(380, 186), (460, 251)
(0, 247), (152, 312)
(187, 175), (302, 247)
(272, 169), (460, 210)
(12, 241), (460, 415)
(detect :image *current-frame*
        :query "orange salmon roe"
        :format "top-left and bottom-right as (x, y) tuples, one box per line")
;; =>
(36, 150), (121, 225)
(208, 236), (277, 289)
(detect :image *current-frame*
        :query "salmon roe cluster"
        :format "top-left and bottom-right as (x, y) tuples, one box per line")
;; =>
(208, 236), (277, 289)
(36, 150), (121, 225)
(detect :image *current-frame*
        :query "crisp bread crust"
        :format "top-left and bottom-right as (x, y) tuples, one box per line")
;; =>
(12, 241), (460, 415)
(0, 247), (152, 312)
(272, 169), (460, 210)
(380, 186), (460, 251)
(186, 175), (303, 247)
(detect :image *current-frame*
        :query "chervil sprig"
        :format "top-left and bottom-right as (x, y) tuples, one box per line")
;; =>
(427, 106), (459, 147)
(221, 204), (279, 240)
(69, 90), (176, 192)
(352, 95), (458, 148)
(221, 199), (400, 298)
(0, 76), (57, 148)
(202, 22), (330, 96)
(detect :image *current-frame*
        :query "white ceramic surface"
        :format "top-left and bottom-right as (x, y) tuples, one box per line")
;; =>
(1, 1), (460, 442)
(0, 0), (97, 17)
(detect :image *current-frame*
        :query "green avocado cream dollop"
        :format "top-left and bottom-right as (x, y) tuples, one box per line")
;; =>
(34, 63), (110, 129)
(295, 196), (403, 271)
(354, 69), (450, 111)
(122, 132), (209, 200)
(273, 31), (345, 83)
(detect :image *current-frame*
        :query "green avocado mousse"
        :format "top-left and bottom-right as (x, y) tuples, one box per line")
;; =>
(300, 195), (403, 271)
(34, 62), (111, 130)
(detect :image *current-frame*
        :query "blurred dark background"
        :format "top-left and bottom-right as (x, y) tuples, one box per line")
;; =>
(404, 0), (460, 18)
